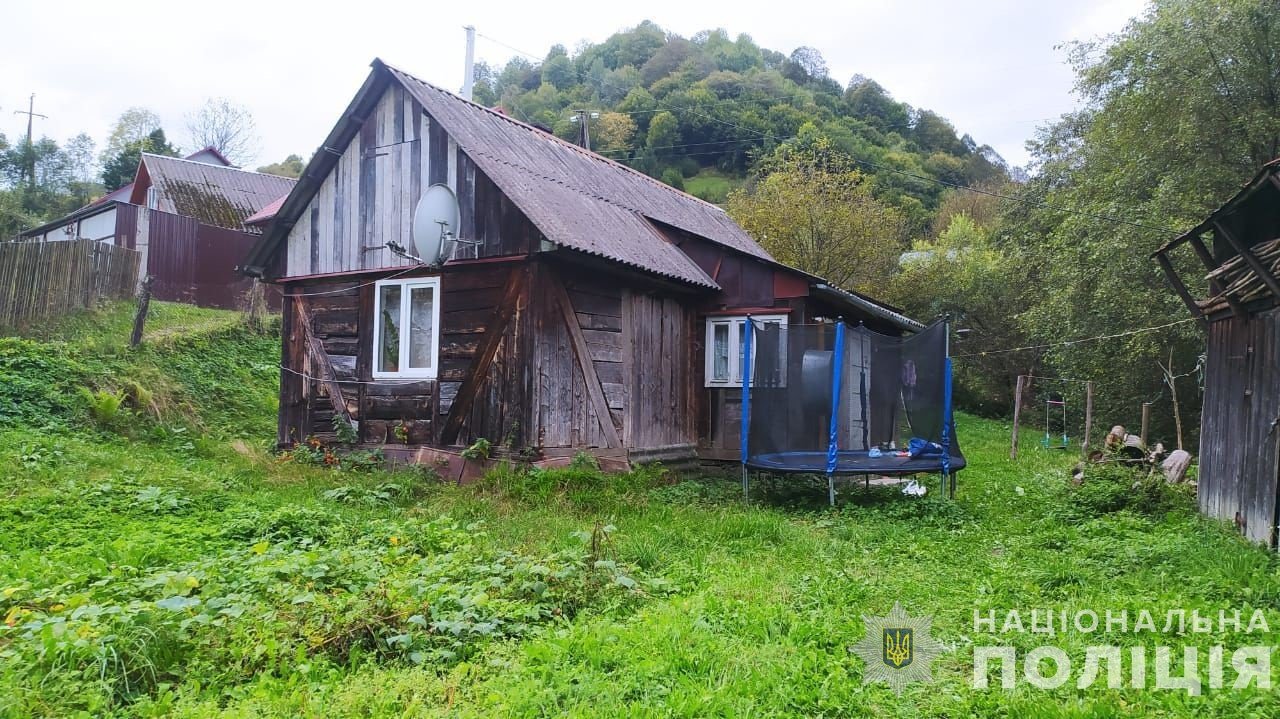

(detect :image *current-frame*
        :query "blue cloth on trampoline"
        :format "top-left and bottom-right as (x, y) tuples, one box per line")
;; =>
(908, 437), (944, 458)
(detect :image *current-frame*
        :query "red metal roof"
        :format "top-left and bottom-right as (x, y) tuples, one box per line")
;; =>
(243, 193), (286, 226)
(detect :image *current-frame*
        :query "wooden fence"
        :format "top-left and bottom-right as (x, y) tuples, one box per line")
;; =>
(0, 240), (141, 330)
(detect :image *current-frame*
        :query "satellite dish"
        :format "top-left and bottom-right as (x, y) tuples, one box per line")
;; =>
(412, 184), (459, 265)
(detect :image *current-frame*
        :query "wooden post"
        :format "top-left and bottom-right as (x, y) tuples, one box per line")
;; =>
(1082, 381), (1094, 457)
(1140, 402), (1151, 448)
(130, 275), (154, 348)
(1166, 350), (1185, 451)
(1011, 374), (1024, 460)
(1155, 253), (1209, 330)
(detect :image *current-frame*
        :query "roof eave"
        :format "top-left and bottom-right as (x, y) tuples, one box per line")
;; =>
(810, 283), (925, 333)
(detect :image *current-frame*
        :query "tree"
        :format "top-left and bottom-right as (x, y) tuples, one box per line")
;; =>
(101, 107), (162, 162)
(541, 45), (575, 90)
(101, 128), (177, 190)
(646, 111), (680, 158)
(186, 98), (259, 165)
(892, 213), (1030, 414)
(592, 113), (638, 155)
(727, 137), (907, 293)
(999, 0), (1280, 434)
(257, 154), (305, 179)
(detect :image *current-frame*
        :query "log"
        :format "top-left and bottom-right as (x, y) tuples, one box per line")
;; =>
(1105, 425), (1126, 451)
(1161, 450), (1192, 484)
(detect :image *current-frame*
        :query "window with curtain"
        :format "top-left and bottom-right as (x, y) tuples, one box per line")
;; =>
(373, 277), (441, 379)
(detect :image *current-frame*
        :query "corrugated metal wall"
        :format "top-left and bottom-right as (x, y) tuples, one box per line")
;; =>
(142, 208), (277, 310)
(1199, 306), (1280, 546)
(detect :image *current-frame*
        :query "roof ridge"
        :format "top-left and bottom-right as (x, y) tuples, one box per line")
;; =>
(141, 152), (297, 182)
(380, 60), (732, 215)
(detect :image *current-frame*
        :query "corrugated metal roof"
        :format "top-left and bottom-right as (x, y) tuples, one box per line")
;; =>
(244, 193), (286, 226)
(138, 154), (296, 233)
(387, 64), (771, 286)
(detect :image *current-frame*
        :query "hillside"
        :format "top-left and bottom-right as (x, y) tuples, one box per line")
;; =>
(2, 302), (1278, 717)
(474, 21), (1010, 232)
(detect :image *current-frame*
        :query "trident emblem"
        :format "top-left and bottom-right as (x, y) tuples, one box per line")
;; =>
(883, 628), (913, 668)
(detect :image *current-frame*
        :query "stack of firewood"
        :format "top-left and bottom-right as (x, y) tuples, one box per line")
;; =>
(1071, 424), (1192, 485)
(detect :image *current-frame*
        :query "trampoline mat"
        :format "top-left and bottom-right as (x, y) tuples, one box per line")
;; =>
(747, 450), (966, 475)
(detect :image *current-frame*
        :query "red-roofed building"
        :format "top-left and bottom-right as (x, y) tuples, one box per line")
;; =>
(20, 147), (294, 309)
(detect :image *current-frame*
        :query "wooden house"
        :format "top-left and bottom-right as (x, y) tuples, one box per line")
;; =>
(240, 59), (920, 469)
(20, 148), (294, 309)
(1153, 159), (1280, 546)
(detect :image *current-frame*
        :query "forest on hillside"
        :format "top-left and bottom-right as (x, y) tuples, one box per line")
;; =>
(470, 20), (1012, 232)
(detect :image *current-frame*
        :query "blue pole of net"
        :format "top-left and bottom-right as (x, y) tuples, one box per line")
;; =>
(942, 356), (953, 479)
(826, 322), (846, 499)
(740, 317), (753, 500)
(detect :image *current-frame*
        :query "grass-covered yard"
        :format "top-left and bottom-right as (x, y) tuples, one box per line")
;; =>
(1, 303), (1278, 717)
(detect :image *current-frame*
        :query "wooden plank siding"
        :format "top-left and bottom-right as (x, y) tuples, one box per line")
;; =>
(283, 84), (539, 280)
(1199, 307), (1280, 546)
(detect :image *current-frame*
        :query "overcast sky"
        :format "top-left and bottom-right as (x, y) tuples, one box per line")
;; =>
(4, 0), (1145, 174)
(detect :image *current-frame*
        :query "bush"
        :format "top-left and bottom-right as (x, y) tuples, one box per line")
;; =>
(1068, 463), (1194, 518)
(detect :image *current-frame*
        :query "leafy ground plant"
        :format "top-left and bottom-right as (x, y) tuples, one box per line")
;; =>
(2, 303), (1280, 718)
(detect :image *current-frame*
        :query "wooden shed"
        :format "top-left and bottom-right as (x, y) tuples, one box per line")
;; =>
(240, 59), (919, 470)
(1153, 159), (1280, 546)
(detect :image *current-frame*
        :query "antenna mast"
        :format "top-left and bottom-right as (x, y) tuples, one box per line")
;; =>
(461, 26), (476, 101)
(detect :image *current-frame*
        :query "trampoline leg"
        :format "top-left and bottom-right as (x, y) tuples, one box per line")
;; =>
(828, 474), (835, 507)
(742, 465), (749, 502)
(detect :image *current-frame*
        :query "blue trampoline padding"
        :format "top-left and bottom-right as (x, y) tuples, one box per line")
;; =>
(747, 450), (966, 475)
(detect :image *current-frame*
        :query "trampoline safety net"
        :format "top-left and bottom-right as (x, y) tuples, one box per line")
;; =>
(740, 318), (964, 478)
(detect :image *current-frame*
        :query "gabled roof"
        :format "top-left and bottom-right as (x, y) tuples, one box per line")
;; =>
(184, 146), (234, 167)
(132, 153), (296, 232)
(242, 59), (770, 286)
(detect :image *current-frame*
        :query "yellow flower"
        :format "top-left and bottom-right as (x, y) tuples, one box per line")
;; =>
(389, 536), (401, 546)
(50, 603), (65, 612)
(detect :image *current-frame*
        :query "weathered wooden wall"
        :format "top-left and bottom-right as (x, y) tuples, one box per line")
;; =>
(283, 83), (538, 279)
(277, 257), (705, 463)
(1199, 306), (1280, 546)
(0, 240), (139, 330)
(623, 289), (696, 454)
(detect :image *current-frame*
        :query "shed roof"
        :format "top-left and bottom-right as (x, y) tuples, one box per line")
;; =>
(133, 154), (296, 233)
(244, 194), (286, 226)
(1153, 158), (1280, 320)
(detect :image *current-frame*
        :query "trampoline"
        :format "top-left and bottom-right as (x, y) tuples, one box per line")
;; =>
(740, 318), (963, 505)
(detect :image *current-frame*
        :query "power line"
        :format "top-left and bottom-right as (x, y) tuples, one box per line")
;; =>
(952, 318), (1197, 358)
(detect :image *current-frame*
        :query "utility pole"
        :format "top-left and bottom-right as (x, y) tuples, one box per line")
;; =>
(461, 26), (476, 101)
(569, 109), (599, 151)
(14, 93), (48, 189)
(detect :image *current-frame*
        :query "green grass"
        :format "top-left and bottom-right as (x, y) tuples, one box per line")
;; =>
(2, 304), (1279, 717)
(684, 170), (741, 204)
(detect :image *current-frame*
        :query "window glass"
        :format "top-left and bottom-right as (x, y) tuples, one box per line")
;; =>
(407, 285), (435, 369)
(712, 323), (730, 381)
(377, 284), (401, 373)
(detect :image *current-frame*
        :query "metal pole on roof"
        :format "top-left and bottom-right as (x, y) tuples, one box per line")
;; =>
(461, 26), (476, 101)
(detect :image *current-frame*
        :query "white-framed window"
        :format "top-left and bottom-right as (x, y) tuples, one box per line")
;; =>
(145, 186), (158, 210)
(372, 277), (442, 379)
(704, 313), (788, 387)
